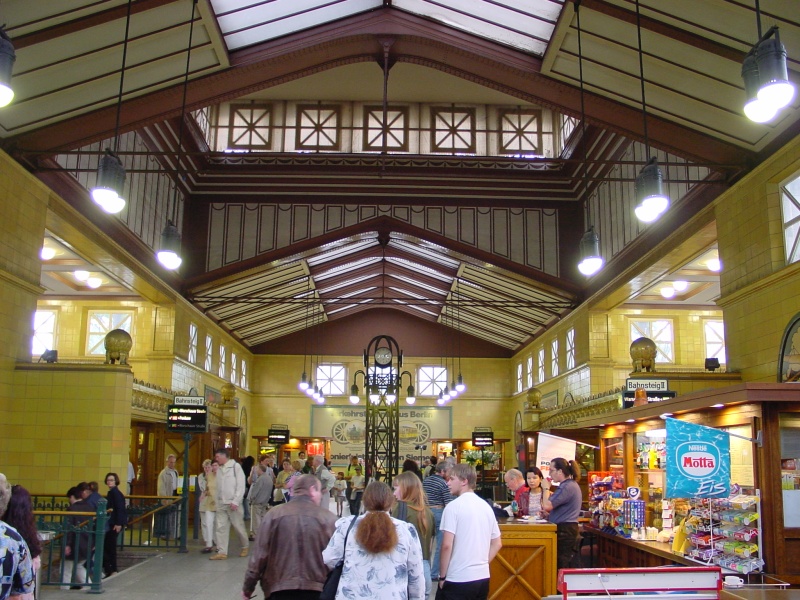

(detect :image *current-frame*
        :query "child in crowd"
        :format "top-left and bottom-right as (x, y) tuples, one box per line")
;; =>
(333, 472), (348, 517)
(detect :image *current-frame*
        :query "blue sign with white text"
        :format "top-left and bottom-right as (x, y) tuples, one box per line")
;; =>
(665, 418), (730, 498)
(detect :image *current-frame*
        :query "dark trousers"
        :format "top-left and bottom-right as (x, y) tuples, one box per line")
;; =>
(269, 591), (322, 600)
(435, 578), (489, 600)
(556, 522), (581, 570)
(348, 491), (362, 516)
(103, 529), (119, 575)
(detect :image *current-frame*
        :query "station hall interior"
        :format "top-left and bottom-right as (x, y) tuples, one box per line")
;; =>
(1, 0), (800, 588)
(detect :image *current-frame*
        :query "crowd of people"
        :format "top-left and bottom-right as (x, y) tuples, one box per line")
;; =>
(0, 452), (583, 600)
(241, 456), (510, 600)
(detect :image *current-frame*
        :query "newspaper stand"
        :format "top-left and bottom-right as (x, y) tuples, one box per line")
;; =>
(558, 567), (722, 600)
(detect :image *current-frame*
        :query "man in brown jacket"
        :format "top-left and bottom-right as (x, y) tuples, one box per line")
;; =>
(242, 474), (337, 600)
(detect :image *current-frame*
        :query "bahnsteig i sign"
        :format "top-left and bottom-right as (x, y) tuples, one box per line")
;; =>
(665, 418), (730, 498)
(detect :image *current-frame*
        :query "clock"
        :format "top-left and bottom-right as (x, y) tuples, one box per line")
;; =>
(374, 346), (393, 367)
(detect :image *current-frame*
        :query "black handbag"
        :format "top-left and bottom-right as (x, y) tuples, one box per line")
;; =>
(320, 516), (358, 600)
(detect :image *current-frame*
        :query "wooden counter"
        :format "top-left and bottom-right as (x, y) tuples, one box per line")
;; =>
(489, 520), (557, 600)
(585, 526), (710, 568)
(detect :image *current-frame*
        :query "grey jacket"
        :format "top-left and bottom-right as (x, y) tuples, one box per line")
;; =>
(247, 471), (274, 507)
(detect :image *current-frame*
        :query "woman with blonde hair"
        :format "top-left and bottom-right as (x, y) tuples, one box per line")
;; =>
(198, 459), (218, 553)
(281, 459), (303, 501)
(392, 471), (434, 597)
(323, 481), (424, 600)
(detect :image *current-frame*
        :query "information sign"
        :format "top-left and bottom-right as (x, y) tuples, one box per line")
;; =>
(174, 396), (205, 406)
(167, 404), (208, 432)
(472, 431), (494, 447)
(267, 428), (290, 445)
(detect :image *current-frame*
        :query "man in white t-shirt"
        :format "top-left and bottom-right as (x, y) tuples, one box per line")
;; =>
(437, 463), (502, 599)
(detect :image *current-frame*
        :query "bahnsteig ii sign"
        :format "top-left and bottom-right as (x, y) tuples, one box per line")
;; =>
(665, 417), (730, 498)
(311, 404), (452, 467)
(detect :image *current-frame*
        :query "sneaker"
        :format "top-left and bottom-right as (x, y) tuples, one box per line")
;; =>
(240, 548), (249, 557)
(209, 554), (228, 560)
(201, 547), (214, 553)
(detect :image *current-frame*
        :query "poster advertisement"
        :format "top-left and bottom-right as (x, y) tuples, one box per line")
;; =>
(535, 432), (577, 480)
(665, 418), (730, 498)
(311, 404), (452, 466)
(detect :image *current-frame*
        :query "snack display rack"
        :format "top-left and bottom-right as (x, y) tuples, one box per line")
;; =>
(680, 490), (764, 574)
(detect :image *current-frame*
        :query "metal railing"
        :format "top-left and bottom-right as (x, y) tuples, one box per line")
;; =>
(32, 494), (189, 594)
(35, 500), (108, 594)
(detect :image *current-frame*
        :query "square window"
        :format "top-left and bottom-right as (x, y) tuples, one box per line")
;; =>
(86, 311), (133, 356)
(418, 366), (447, 396)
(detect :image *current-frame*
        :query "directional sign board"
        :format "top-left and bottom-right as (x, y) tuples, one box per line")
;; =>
(472, 431), (494, 447)
(167, 404), (208, 432)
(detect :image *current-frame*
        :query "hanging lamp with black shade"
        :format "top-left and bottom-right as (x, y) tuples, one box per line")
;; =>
(90, 0), (133, 214)
(632, 0), (669, 224)
(574, 1), (604, 277)
(0, 25), (16, 107)
(741, 0), (795, 123)
(156, 0), (197, 270)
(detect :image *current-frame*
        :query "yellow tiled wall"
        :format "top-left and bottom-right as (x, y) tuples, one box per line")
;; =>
(716, 134), (800, 381)
(9, 364), (133, 492)
(0, 150), (52, 485)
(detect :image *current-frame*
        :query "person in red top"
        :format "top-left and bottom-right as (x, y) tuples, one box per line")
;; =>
(503, 469), (530, 516)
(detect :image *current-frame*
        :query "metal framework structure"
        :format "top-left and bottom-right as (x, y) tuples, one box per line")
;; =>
(359, 334), (407, 483)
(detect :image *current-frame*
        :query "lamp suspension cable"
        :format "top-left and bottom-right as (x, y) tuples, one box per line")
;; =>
(298, 274), (311, 391)
(633, 0), (670, 224)
(90, 0), (132, 214)
(157, 0), (197, 270)
(455, 276), (465, 393)
(575, 1), (604, 277)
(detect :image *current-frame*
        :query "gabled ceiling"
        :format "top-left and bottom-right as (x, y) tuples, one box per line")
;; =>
(5, 0), (800, 356)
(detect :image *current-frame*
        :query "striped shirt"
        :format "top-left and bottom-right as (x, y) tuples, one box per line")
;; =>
(423, 474), (453, 506)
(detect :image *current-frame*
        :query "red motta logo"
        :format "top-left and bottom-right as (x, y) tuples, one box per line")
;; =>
(675, 442), (721, 478)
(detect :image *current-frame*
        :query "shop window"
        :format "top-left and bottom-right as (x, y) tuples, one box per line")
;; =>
(231, 352), (238, 384)
(526, 355), (533, 388)
(188, 323), (197, 364)
(551, 338), (559, 377)
(86, 311), (133, 356)
(204, 335), (213, 371)
(780, 413), (800, 527)
(537, 347), (545, 383)
(317, 363), (346, 396)
(630, 319), (674, 363)
(32, 309), (57, 357)
(516, 362), (523, 393)
(418, 366), (447, 396)
(566, 328), (575, 370)
(219, 344), (226, 379)
(780, 172), (800, 265)
(704, 320), (726, 364)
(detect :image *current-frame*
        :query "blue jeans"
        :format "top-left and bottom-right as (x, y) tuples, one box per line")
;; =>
(423, 559), (432, 597)
(430, 506), (445, 579)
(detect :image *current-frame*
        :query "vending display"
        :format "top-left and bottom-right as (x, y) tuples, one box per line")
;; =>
(676, 489), (764, 574)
